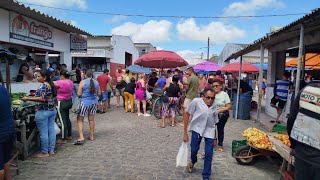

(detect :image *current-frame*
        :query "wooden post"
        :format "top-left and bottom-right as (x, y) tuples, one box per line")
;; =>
(235, 56), (243, 120)
(295, 24), (304, 97)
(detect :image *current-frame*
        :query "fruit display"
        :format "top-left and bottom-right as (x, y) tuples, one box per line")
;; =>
(274, 134), (291, 147)
(242, 128), (273, 150)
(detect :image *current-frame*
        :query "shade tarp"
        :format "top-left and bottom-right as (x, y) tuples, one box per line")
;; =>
(286, 53), (320, 69)
(126, 64), (152, 74)
(193, 61), (220, 72)
(219, 62), (259, 73)
(134, 50), (188, 68)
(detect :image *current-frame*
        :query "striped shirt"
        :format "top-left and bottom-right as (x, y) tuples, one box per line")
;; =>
(275, 80), (291, 101)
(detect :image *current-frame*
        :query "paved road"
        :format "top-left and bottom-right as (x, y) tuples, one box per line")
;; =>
(15, 101), (281, 180)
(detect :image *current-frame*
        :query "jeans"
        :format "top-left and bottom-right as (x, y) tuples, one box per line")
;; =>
(57, 100), (72, 139)
(295, 157), (320, 180)
(35, 109), (57, 154)
(124, 92), (134, 112)
(190, 131), (214, 180)
(217, 113), (229, 147)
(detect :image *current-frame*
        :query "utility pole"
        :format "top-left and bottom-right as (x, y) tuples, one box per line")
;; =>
(207, 37), (210, 60)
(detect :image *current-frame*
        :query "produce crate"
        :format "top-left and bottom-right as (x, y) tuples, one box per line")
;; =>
(272, 124), (287, 134)
(232, 140), (247, 156)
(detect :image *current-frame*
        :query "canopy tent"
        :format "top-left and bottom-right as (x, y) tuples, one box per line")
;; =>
(193, 61), (221, 72)
(286, 53), (320, 69)
(126, 64), (152, 74)
(219, 62), (259, 73)
(253, 63), (310, 71)
(134, 50), (188, 68)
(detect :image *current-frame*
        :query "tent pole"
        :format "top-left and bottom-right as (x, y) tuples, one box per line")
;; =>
(235, 56), (243, 120)
(257, 44), (264, 122)
(295, 24), (304, 97)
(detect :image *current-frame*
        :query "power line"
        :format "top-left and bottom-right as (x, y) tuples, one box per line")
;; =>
(16, 1), (307, 19)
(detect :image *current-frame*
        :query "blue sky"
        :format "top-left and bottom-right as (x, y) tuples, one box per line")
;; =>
(20, 0), (319, 61)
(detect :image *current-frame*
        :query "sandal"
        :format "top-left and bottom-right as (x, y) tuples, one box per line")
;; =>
(270, 120), (275, 123)
(56, 140), (67, 144)
(87, 137), (94, 141)
(187, 162), (194, 173)
(170, 124), (175, 127)
(49, 151), (55, 156)
(34, 153), (49, 158)
(74, 140), (84, 145)
(218, 146), (224, 152)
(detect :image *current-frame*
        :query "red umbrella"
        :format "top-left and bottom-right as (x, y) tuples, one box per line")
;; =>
(219, 62), (259, 73)
(134, 50), (188, 68)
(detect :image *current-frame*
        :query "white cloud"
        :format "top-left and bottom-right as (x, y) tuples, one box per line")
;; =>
(65, 20), (78, 27)
(111, 20), (172, 43)
(176, 50), (205, 65)
(21, 0), (87, 9)
(156, 46), (164, 50)
(105, 15), (127, 24)
(223, 0), (284, 16)
(176, 18), (246, 44)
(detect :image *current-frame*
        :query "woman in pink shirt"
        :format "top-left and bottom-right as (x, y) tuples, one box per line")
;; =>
(54, 71), (74, 144)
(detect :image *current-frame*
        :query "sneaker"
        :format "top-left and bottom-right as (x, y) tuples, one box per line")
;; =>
(137, 113), (142, 116)
(144, 113), (151, 117)
(187, 162), (193, 173)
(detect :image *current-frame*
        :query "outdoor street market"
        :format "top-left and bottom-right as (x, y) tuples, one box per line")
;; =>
(0, 0), (320, 180)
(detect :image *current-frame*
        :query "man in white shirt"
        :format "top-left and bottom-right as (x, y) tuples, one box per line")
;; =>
(183, 88), (219, 180)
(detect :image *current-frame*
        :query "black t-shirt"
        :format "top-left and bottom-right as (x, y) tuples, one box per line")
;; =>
(124, 82), (136, 95)
(148, 77), (158, 89)
(0, 86), (15, 142)
(166, 83), (180, 97)
(75, 69), (81, 83)
(116, 80), (126, 89)
(240, 80), (253, 93)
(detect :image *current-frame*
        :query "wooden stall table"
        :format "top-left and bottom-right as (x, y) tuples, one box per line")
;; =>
(268, 133), (294, 173)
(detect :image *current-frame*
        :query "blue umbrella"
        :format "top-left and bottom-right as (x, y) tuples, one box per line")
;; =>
(126, 64), (152, 74)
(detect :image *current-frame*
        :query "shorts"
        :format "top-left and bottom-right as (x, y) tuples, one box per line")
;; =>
(107, 92), (111, 99)
(162, 97), (178, 117)
(116, 88), (124, 96)
(271, 96), (286, 109)
(0, 134), (15, 170)
(100, 91), (108, 103)
(78, 102), (98, 117)
(183, 98), (192, 108)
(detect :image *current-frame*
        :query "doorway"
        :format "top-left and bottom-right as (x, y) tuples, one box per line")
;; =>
(125, 52), (132, 68)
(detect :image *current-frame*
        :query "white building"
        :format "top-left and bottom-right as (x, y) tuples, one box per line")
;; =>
(72, 35), (139, 78)
(134, 43), (156, 57)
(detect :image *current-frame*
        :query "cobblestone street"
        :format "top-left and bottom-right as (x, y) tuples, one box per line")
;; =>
(15, 101), (281, 180)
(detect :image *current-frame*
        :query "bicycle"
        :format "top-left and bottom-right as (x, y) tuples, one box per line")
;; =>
(152, 93), (184, 119)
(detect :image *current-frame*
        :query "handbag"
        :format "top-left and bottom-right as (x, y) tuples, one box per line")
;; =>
(145, 90), (152, 100)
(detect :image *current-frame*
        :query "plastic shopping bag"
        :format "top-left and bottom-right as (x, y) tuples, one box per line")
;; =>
(54, 122), (61, 135)
(176, 142), (188, 167)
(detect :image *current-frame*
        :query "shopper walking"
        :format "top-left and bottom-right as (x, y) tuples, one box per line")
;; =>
(21, 70), (57, 158)
(74, 71), (100, 145)
(183, 88), (219, 180)
(54, 70), (74, 144)
(212, 79), (231, 152)
(124, 77), (136, 113)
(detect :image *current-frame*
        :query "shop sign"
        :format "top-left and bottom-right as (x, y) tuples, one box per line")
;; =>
(71, 49), (111, 58)
(9, 12), (54, 48)
(70, 33), (87, 52)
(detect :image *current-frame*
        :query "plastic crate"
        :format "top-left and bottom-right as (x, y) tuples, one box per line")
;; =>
(272, 124), (288, 134)
(232, 140), (247, 155)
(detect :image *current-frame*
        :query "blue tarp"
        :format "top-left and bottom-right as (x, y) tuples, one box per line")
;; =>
(126, 64), (152, 74)
(253, 63), (310, 71)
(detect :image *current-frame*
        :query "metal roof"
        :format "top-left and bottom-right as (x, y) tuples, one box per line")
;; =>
(0, 0), (91, 35)
(226, 8), (320, 61)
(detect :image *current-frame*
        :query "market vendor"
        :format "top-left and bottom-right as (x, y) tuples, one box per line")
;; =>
(16, 56), (36, 82)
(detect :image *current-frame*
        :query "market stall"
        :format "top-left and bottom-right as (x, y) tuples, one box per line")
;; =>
(233, 126), (294, 179)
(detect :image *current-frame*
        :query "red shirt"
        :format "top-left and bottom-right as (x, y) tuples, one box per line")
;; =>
(97, 73), (110, 91)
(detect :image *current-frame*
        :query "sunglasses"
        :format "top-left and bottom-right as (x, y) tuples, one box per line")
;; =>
(205, 96), (215, 100)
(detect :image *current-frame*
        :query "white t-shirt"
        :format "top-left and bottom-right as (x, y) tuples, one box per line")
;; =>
(214, 91), (231, 110)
